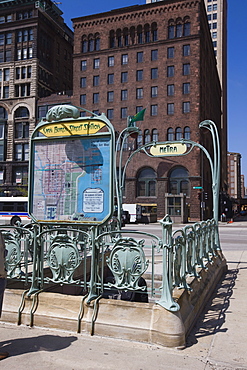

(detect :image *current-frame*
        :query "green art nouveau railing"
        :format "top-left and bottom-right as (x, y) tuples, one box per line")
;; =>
(2, 215), (221, 316)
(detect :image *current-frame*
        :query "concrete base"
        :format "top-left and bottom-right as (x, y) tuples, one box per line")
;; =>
(1, 253), (227, 348)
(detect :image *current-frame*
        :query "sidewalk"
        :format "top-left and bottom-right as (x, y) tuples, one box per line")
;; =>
(0, 245), (246, 369)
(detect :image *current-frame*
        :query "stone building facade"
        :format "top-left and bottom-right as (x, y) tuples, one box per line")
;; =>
(72, 0), (222, 221)
(0, 0), (73, 196)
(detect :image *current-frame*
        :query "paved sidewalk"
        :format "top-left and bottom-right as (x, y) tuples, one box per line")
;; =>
(0, 238), (246, 369)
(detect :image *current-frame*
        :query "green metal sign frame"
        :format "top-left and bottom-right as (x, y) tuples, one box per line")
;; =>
(29, 109), (115, 226)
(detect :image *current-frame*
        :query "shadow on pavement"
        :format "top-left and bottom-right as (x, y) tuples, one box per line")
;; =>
(0, 335), (78, 357)
(186, 268), (238, 347)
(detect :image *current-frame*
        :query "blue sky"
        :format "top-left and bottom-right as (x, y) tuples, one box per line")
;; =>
(58, 0), (247, 184)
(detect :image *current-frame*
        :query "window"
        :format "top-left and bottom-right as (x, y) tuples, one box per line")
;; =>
(213, 22), (217, 29)
(6, 32), (12, 44)
(136, 70), (143, 81)
(136, 106), (143, 114)
(121, 54), (128, 65)
(15, 84), (30, 97)
(80, 94), (86, 105)
(121, 89), (128, 101)
(93, 58), (100, 69)
(15, 122), (29, 138)
(175, 127), (182, 140)
(137, 168), (156, 197)
(107, 91), (114, 102)
(183, 44), (190, 56)
(152, 129), (158, 142)
(183, 101), (190, 113)
(212, 32), (217, 39)
(93, 93), (99, 104)
(137, 52), (143, 63)
(14, 143), (29, 161)
(184, 126), (191, 140)
(107, 109), (114, 119)
(213, 13), (217, 20)
(13, 166), (28, 185)
(4, 68), (9, 81)
(184, 22), (190, 36)
(168, 24), (175, 39)
(168, 166), (189, 196)
(208, 14), (212, 21)
(167, 66), (174, 77)
(183, 63), (190, 75)
(167, 103), (174, 115)
(213, 4), (217, 10)
(144, 129), (151, 144)
(121, 107), (127, 119)
(176, 24), (183, 38)
(167, 127), (174, 140)
(81, 60), (87, 71)
(137, 130), (142, 147)
(136, 88), (143, 99)
(213, 41), (217, 48)
(183, 82), (190, 94)
(151, 86), (158, 98)
(207, 5), (212, 11)
(2, 86), (9, 98)
(167, 84), (174, 96)
(108, 73), (114, 84)
(151, 49), (158, 61)
(93, 75), (99, 86)
(108, 56), (114, 67)
(167, 47), (174, 58)
(151, 105), (158, 116)
(80, 77), (86, 88)
(151, 68), (158, 79)
(121, 72), (128, 83)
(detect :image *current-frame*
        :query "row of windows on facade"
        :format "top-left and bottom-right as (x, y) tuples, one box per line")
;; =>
(81, 45), (191, 70)
(80, 66), (190, 92)
(0, 47), (33, 63)
(0, 66), (32, 84)
(207, 4), (218, 12)
(0, 29), (33, 45)
(81, 20), (190, 53)
(80, 84), (190, 107)
(79, 102), (191, 119)
(129, 126), (191, 148)
(0, 83), (31, 99)
(0, 10), (32, 24)
(134, 166), (189, 197)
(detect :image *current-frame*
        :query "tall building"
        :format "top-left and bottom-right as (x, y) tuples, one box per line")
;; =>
(227, 152), (241, 202)
(147, 0), (228, 198)
(0, 0), (73, 196)
(72, 0), (223, 221)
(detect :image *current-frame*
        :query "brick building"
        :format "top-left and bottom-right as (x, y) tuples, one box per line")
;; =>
(0, 0), (73, 196)
(71, 0), (223, 222)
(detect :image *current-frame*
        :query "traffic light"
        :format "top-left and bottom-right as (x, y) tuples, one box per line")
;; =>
(204, 192), (208, 200)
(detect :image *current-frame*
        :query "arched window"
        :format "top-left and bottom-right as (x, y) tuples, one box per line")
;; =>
(137, 130), (142, 148)
(152, 129), (158, 142)
(95, 33), (100, 51)
(144, 24), (150, 43)
(0, 106), (7, 120)
(151, 22), (158, 41)
(137, 25), (143, 44)
(167, 127), (174, 141)
(123, 28), (129, 46)
(82, 35), (87, 53)
(144, 129), (150, 144)
(184, 126), (190, 140)
(175, 127), (182, 140)
(176, 23), (183, 37)
(109, 30), (115, 48)
(88, 34), (94, 52)
(130, 26), (135, 45)
(137, 167), (157, 197)
(168, 20), (175, 39)
(116, 29), (122, 47)
(168, 166), (189, 195)
(14, 107), (29, 138)
(184, 22), (191, 36)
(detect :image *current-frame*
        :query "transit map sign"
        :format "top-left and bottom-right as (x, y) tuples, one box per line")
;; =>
(29, 116), (114, 225)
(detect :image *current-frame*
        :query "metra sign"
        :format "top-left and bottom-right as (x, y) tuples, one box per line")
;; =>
(39, 120), (106, 137)
(150, 143), (187, 156)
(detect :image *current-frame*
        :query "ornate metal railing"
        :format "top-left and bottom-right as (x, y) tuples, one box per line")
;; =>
(2, 215), (221, 314)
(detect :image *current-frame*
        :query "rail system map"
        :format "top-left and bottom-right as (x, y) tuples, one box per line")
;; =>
(31, 136), (111, 223)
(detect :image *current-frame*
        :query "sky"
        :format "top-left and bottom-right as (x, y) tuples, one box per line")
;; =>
(57, 0), (247, 184)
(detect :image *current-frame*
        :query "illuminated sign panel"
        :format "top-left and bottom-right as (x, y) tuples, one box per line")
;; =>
(150, 143), (187, 156)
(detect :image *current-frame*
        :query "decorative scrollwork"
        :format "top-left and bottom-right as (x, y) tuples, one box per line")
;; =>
(3, 231), (22, 278)
(46, 233), (81, 284)
(106, 237), (149, 291)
